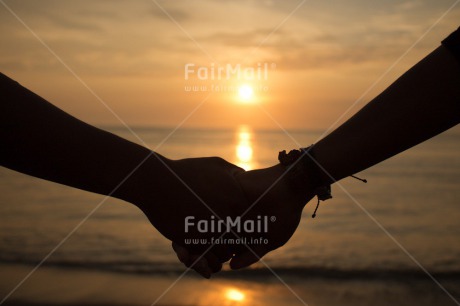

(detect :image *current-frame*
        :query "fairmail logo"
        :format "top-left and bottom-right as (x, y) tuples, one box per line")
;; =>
(184, 215), (276, 233)
(184, 62), (275, 81)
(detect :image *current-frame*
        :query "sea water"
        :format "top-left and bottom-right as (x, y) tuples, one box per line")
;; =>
(0, 125), (459, 278)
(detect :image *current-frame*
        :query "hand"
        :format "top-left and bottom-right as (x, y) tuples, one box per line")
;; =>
(229, 163), (315, 269)
(130, 156), (248, 277)
(172, 163), (317, 275)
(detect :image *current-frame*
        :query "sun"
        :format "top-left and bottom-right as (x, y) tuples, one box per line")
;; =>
(238, 84), (254, 102)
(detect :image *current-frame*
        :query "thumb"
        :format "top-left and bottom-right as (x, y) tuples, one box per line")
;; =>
(227, 164), (246, 177)
(172, 242), (190, 265)
(229, 245), (268, 270)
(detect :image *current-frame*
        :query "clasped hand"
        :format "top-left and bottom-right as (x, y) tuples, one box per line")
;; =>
(135, 156), (315, 278)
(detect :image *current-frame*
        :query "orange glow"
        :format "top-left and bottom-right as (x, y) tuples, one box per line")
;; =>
(2, 2), (452, 129)
(238, 84), (254, 103)
(235, 125), (256, 170)
(226, 288), (245, 302)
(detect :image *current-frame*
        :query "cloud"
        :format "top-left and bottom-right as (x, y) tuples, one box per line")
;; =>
(1, 0), (458, 78)
(196, 28), (289, 47)
(151, 7), (190, 22)
(0, 1), (200, 77)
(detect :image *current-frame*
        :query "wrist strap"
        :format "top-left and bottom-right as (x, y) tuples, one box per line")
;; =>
(278, 145), (332, 218)
(278, 145), (367, 218)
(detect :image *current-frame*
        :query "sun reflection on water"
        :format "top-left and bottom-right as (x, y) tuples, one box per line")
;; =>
(226, 288), (245, 302)
(202, 286), (248, 305)
(192, 282), (260, 306)
(235, 125), (256, 170)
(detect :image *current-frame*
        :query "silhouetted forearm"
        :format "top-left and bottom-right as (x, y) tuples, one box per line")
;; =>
(314, 46), (460, 183)
(0, 73), (166, 203)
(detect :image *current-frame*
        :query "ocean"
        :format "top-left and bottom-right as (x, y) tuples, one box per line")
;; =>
(1, 125), (459, 305)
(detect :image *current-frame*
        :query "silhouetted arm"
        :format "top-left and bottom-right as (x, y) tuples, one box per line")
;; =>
(314, 45), (460, 183)
(0, 72), (163, 201)
(0, 73), (248, 277)
(174, 29), (460, 273)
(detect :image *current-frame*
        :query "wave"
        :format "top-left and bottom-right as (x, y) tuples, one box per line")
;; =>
(218, 266), (460, 281)
(2, 258), (459, 281)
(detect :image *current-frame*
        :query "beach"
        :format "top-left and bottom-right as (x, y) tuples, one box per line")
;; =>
(1, 263), (459, 306)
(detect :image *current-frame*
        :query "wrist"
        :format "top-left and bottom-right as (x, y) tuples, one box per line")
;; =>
(113, 151), (172, 207)
(264, 163), (314, 210)
(278, 146), (333, 207)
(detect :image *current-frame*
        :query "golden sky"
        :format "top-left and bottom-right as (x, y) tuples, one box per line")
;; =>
(1, 0), (459, 129)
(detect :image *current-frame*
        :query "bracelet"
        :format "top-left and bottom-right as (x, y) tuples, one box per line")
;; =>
(278, 145), (367, 218)
(278, 145), (332, 218)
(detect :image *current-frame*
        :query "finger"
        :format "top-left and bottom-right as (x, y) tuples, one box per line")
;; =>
(210, 244), (234, 263)
(189, 255), (212, 279)
(205, 252), (223, 273)
(217, 251), (233, 263)
(172, 242), (220, 277)
(229, 246), (268, 270)
(228, 166), (246, 177)
(220, 159), (246, 176)
(172, 242), (190, 265)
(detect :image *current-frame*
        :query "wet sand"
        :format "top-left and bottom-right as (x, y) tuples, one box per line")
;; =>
(1, 264), (459, 306)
